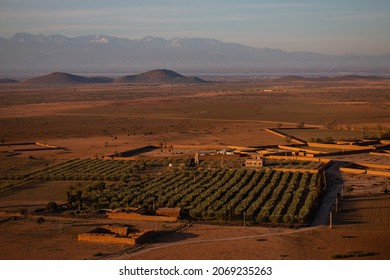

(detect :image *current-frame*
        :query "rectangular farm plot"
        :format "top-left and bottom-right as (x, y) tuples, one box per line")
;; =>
(81, 169), (325, 226)
(1, 156), (326, 226)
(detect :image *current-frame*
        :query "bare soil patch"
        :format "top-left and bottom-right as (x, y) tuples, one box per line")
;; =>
(0, 217), (129, 260)
(0, 181), (88, 210)
(113, 224), (389, 260)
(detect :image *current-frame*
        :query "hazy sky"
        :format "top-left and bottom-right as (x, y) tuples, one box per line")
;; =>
(0, 0), (389, 54)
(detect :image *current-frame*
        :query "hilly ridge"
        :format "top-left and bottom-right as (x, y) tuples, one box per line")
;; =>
(114, 69), (206, 84)
(20, 70), (206, 85)
(9, 71), (387, 85)
(0, 78), (18, 83)
(23, 72), (113, 84)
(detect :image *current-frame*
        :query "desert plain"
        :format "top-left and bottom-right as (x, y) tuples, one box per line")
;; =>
(0, 74), (389, 260)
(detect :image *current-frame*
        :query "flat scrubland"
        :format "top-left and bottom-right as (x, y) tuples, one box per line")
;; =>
(0, 78), (389, 259)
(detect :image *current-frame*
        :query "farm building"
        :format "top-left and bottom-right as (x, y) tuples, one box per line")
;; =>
(245, 156), (265, 168)
(78, 225), (154, 245)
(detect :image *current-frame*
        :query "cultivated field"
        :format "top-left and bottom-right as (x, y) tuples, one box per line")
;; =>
(0, 77), (389, 259)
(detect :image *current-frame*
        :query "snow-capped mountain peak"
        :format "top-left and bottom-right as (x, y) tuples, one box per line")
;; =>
(89, 35), (109, 44)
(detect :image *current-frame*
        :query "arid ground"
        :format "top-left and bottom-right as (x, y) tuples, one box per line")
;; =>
(0, 77), (389, 259)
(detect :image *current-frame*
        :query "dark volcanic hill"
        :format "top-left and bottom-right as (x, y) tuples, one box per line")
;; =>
(114, 69), (207, 84)
(23, 72), (113, 84)
(0, 78), (19, 83)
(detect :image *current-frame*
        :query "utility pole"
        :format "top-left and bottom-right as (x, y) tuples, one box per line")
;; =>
(329, 211), (333, 229)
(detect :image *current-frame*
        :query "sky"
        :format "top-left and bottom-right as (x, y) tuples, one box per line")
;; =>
(0, 0), (389, 55)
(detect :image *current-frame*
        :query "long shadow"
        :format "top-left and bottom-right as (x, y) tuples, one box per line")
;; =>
(348, 195), (390, 203)
(148, 230), (199, 244)
(332, 195), (390, 226)
(108, 145), (158, 157)
(333, 213), (366, 226)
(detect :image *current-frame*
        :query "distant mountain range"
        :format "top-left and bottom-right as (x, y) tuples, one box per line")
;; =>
(1, 33), (390, 75)
(20, 69), (206, 85)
